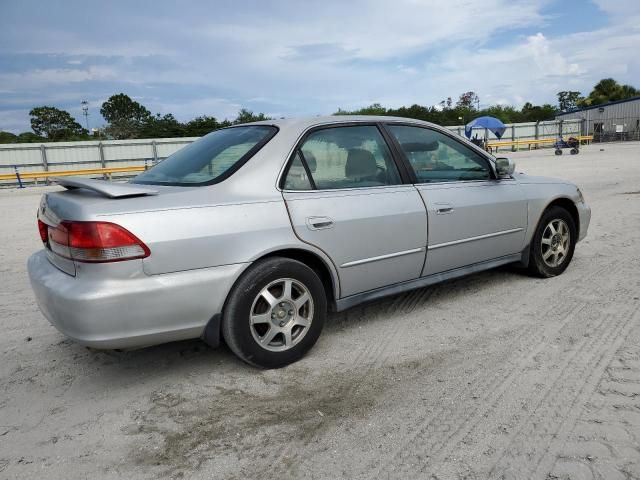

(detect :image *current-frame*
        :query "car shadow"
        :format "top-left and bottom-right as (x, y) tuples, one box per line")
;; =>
(46, 264), (529, 378)
(324, 264), (528, 332)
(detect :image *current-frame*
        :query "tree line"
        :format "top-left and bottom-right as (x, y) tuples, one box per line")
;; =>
(556, 78), (638, 111)
(0, 93), (271, 144)
(0, 78), (636, 144)
(336, 78), (638, 124)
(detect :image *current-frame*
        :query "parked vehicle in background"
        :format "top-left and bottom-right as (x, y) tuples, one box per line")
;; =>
(28, 116), (591, 368)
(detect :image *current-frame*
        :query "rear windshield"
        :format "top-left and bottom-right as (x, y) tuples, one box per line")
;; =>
(132, 125), (277, 186)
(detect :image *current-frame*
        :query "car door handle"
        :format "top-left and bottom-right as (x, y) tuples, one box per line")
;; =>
(435, 203), (454, 214)
(306, 216), (334, 230)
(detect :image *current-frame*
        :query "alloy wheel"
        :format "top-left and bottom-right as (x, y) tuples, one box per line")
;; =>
(541, 219), (571, 268)
(249, 278), (314, 352)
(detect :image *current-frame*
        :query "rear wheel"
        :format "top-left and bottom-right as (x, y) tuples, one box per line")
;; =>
(222, 257), (326, 368)
(528, 206), (576, 277)
(570, 148), (579, 155)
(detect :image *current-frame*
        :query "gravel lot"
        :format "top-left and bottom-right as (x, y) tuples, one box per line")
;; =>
(1, 142), (639, 480)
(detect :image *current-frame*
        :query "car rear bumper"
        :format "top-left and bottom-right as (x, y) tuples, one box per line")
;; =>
(27, 250), (247, 349)
(577, 201), (591, 242)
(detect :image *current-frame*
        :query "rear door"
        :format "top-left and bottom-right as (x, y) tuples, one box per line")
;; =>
(282, 124), (427, 297)
(384, 123), (528, 276)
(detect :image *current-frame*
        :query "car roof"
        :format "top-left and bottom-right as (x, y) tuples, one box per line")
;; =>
(245, 115), (437, 133)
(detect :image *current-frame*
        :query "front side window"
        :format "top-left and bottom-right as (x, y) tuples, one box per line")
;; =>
(387, 125), (491, 183)
(284, 125), (402, 190)
(133, 125), (277, 186)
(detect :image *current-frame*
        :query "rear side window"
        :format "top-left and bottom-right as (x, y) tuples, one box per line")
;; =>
(133, 126), (277, 186)
(387, 125), (491, 183)
(284, 125), (401, 190)
(283, 152), (313, 190)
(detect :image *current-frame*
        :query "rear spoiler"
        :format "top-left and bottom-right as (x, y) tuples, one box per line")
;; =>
(52, 177), (158, 198)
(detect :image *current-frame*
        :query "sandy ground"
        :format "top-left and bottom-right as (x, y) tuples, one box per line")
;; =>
(1, 142), (639, 480)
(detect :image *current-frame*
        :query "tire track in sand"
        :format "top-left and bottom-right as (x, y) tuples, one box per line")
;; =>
(370, 257), (622, 479)
(264, 286), (444, 478)
(484, 300), (639, 479)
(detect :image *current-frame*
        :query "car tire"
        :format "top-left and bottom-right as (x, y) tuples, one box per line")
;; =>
(222, 257), (326, 368)
(555, 149), (562, 155)
(528, 206), (577, 278)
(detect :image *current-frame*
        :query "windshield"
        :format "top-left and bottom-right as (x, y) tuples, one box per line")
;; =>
(132, 125), (277, 186)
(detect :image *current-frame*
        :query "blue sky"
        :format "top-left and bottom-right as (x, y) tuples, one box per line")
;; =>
(1, 0), (639, 133)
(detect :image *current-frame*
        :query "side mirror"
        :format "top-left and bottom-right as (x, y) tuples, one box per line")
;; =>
(495, 157), (515, 177)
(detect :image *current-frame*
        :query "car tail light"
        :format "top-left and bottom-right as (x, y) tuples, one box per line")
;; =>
(37, 219), (48, 243)
(48, 221), (150, 263)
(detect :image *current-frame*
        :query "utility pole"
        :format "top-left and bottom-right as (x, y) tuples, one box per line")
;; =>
(81, 100), (90, 131)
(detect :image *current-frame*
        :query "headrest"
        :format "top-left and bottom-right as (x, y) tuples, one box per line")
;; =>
(345, 148), (377, 178)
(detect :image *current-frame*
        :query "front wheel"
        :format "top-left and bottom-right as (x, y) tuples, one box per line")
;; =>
(555, 149), (563, 155)
(222, 257), (326, 368)
(528, 206), (577, 278)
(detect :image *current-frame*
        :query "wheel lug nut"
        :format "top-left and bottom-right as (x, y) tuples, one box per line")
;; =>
(279, 321), (285, 327)
(288, 310), (294, 316)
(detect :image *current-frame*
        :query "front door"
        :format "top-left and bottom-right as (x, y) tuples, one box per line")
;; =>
(282, 124), (428, 297)
(384, 124), (528, 276)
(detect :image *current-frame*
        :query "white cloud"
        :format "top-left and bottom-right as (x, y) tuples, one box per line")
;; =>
(383, 13), (639, 109)
(397, 65), (418, 75)
(210, 0), (547, 61)
(591, 0), (640, 19)
(0, 109), (31, 133)
(1, 0), (639, 131)
(0, 66), (117, 89)
(154, 97), (242, 122)
(524, 33), (582, 76)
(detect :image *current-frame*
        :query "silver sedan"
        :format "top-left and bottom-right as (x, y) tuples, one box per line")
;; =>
(28, 116), (591, 368)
